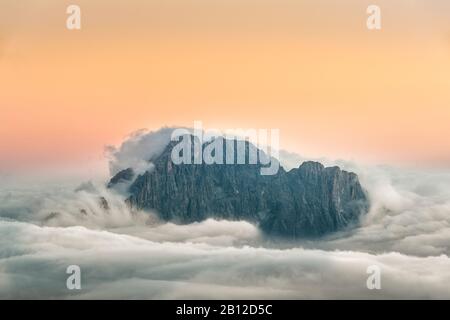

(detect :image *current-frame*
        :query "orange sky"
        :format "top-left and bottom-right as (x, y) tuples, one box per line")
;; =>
(1, 0), (450, 172)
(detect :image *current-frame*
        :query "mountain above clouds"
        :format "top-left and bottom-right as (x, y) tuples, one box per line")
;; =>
(108, 136), (369, 239)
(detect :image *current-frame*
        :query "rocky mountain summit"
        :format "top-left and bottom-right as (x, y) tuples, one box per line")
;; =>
(109, 137), (369, 238)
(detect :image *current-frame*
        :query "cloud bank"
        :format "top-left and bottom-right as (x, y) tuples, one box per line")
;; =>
(1, 126), (450, 299)
(1, 219), (449, 299)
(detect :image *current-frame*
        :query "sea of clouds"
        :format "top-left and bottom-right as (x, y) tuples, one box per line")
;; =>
(1, 127), (450, 299)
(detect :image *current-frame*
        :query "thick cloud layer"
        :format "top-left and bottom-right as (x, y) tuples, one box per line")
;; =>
(1, 127), (450, 299)
(1, 219), (450, 299)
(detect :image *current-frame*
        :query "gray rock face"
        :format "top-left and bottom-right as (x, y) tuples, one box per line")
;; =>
(109, 138), (369, 238)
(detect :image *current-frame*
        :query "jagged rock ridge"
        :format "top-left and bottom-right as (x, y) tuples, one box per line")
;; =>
(109, 137), (369, 238)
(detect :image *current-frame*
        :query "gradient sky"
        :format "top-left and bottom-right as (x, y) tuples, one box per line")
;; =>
(1, 0), (450, 173)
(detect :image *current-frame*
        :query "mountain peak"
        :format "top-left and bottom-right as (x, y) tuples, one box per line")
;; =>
(108, 137), (369, 238)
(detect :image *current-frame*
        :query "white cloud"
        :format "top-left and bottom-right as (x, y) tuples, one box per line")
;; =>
(1, 219), (450, 299)
(1, 126), (450, 298)
(106, 127), (177, 176)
